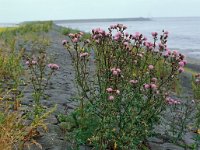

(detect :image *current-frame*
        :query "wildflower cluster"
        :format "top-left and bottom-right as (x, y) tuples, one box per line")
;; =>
(63, 24), (186, 149)
(47, 63), (60, 70)
(166, 97), (181, 105)
(25, 54), (59, 115)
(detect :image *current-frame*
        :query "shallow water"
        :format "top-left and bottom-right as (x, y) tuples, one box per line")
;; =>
(56, 17), (200, 57)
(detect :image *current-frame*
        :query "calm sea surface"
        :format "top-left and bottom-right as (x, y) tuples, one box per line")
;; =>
(1, 17), (200, 58)
(56, 17), (200, 59)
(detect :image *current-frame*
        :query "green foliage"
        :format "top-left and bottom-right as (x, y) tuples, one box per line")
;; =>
(62, 27), (90, 40)
(19, 21), (53, 33)
(0, 27), (16, 33)
(0, 46), (24, 87)
(63, 24), (187, 149)
(0, 21), (57, 149)
(162, 99), (194, 143)
(192, 74), (200, 99)
(0, 21), (53, 46)
(62, 28), (80, 35)
(0, 21), (53, 37)
(25, 52), (59, 116)
(0, 112), (5, 124)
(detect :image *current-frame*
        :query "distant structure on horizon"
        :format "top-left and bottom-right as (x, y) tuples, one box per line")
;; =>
(54, 17), (151, 23)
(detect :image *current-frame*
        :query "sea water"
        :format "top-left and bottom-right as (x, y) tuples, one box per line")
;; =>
(56, 17), (200, 59)
(1, 17), (200, 58)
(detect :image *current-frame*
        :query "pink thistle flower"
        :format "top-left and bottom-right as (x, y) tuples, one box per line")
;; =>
(164, 31), (169, 35)
(110, 25), (114, 29)
(167, 50), (171, 55)
(150, 84), (157, 90)
(158, 43), (165, 50)
(151, 32), (158, 38)
(108, 95), (114, 101)
(144, 42), (149, 47)
(164, 53), (169, 58)
(111, 68), (121, 76)
(123, 42), (129, 46)
(183, 60), (187, 65)
(123, 25), (127, 30)
(144, 42), (154, 50)
(80, 52), (89, 58)
(179, 61), (185, 67)
(79, 32), (84, 35)
(117, 24), (123, 29)
(129, 80), (138, 84)
(112, 70), (118, 76)
(144, 84), (150, 89)
(48, 64), (60, 70)
(148, 65), (154, 70)
(166, 97), (181, 105)
(106, 88), (113, 93)
(99, 29), (105, 35)
(174, 101), (180, 104)
(68, 33), (74, 37)
(164, 50), (171, 57)
(135, 32), (140, 39)
(116, 68), (121, 73)
(132, 35), (136, 40)
(114, 36), (120, 41)
(116, 32), (122, 37)
(173, 50), (179, 56)
(26, 60), (37, 65)
(105, 32), (110, 37)
(143, 37), (147, 41)
(72, 38), (78, 43)
(25, 61), (30, 65)
(178, 67), (184, 73)
(62, 40), (67, 45)
(31, 60), (37, 65)
(111, 68), (116, 71)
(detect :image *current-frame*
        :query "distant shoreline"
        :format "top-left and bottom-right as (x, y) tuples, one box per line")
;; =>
(53, 17), (151, 23)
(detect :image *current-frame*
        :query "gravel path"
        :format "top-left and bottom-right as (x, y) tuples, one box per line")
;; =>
(26, 25), (78, 150)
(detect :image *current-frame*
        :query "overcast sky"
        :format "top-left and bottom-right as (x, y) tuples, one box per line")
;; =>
(0, 0), (200, 23)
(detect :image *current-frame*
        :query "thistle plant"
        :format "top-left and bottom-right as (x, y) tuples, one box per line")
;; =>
(161, 97), (195, 145)
(63, 24), (187, 149)
(192, 73), (200, 100)
(192, 73), (200, 145)
(25, 53), (59, 116)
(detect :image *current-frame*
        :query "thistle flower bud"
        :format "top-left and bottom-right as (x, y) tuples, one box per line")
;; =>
(108, 95), (114, 101)
(48, 64), (60, 70)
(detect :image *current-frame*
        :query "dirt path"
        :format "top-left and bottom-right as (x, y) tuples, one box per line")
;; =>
(27, 25), (79, 150)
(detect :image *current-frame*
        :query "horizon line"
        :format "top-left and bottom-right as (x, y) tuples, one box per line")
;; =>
(1, 16), (200, 24)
